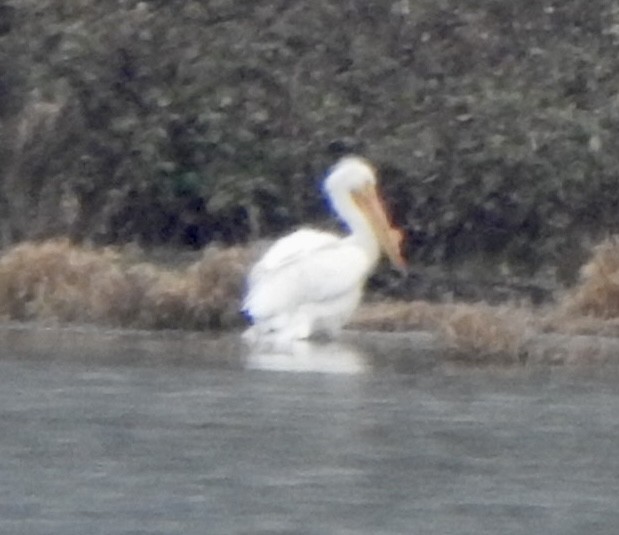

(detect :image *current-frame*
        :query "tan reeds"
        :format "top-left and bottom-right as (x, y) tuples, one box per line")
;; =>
(354, 300), (532, 363)
(0, 239), (254, 330)
(557, 237), (619, 319)
(130, 247), (253, 329)
(530, 238), (619, 337)
(0, 239), (129, 323)
(437, 303), (531, 363)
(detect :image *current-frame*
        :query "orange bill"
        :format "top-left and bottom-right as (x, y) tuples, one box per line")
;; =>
(351, 183), (407, 271)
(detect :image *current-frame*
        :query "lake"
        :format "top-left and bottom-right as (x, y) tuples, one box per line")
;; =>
(1, 326), (618, 534)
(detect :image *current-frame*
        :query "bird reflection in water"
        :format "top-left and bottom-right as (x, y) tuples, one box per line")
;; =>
(243, 338), (367, 374)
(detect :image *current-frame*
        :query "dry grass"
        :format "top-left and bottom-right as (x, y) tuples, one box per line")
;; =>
(353, 300), (534, 363)
(436, 304), (532, 363)
(543, 238), (619, 335)
(130, 247), (254, 329)
(4, 237), (619, 363)
(0, 239), (254, 330)
(353, 237), (619, 361)
(564, 237), (619, 317)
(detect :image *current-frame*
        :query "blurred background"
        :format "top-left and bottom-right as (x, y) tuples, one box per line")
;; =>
(1, 0), (619, 302)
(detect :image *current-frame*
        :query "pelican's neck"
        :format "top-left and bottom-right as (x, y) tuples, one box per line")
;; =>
(330, 190), (380, 266)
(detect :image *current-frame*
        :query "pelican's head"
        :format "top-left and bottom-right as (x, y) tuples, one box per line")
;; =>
(324, 156), (406, 271)
(324, 156), (378, 193)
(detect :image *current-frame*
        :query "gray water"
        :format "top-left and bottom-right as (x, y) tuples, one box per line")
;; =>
(1, 327), (619, 534)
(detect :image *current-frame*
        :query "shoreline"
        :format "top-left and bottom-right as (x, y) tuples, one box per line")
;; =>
(1, 238), (619, 367)
(2, 321), (619, 368)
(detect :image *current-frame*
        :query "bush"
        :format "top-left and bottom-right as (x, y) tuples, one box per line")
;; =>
(2, 0), (619, 283)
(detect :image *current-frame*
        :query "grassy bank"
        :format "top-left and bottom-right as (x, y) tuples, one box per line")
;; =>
(1, 238), (619, 365)
(354, 238), (619, 361)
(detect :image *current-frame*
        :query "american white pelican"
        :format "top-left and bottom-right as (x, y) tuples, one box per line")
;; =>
(242, 156), (406, 342)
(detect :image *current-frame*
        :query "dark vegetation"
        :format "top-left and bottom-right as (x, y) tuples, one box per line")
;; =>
(2, 0), (619, 292)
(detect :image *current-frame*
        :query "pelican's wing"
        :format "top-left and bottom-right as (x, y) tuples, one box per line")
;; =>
(247, 229), (339, 285)
(243, 229), (369, 321)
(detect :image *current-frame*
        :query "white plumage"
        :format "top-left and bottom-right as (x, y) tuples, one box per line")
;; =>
(242, 156), (405, 342)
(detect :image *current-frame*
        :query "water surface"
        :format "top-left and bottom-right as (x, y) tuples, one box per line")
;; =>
(1, 326), (618, 534)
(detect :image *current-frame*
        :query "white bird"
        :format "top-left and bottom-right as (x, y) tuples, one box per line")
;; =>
(242, 156), (406, 342)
